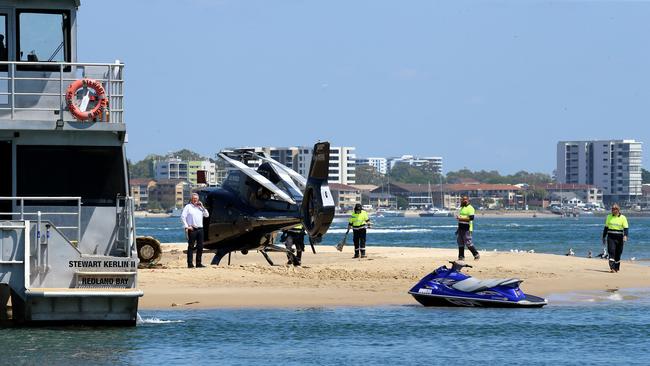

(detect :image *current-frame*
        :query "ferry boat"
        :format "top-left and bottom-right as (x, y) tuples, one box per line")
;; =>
(0, 0), (141, 325)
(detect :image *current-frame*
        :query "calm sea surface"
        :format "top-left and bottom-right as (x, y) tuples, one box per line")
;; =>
(3, 216), (648, 365)
(137, 215), (650, 260)
(2, 292), (650, 365)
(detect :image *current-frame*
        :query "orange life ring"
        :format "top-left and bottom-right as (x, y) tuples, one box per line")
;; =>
(65, 78), (108, 121)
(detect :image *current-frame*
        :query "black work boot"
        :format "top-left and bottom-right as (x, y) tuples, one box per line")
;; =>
(469, 246), (480, 260)
(360, 250), (367, 258)
(458, 247), (465, 261)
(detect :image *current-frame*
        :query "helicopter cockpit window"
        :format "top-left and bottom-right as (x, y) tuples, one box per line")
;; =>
(16, 10), (70, 70)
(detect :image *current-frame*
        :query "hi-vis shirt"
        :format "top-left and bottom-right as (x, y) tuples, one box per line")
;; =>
(605, 214), (628, 235)
(349, 211), (370, 230)
(458, 204), (475, 232)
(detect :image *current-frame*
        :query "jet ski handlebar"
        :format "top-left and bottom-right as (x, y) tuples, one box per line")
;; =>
(448, 260), (473, 269)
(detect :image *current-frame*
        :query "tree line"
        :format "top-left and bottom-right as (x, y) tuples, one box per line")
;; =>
(355, 163), (555, 187)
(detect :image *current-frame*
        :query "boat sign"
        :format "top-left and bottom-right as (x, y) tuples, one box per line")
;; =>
(76, 272), (135, 288)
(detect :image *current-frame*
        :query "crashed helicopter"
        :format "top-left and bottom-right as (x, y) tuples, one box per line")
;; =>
(136, 142), (336, 266)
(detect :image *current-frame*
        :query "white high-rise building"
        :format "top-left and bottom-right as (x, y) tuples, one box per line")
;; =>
(557, 140), (643, 203)
(388, 155), (443, 173)
(328, 147), (356, 184)
(226, 145), (355, 184)
(357, 157), (387, 175)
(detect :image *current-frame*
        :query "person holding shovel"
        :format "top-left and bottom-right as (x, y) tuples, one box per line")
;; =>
(346, 203), (371, 258)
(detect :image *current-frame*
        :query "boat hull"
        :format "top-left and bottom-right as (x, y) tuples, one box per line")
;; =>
(410, 292), (548, 308)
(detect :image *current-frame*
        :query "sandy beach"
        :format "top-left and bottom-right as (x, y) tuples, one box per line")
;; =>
(137, 244), (650, 309)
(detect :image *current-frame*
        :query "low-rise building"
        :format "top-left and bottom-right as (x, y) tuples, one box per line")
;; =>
(350, 184), (379, 205)
(539, 183), (603, 204)
(329, 183), (361, 209)
(148, 179), (191, 210)
(549, 192), (583, 206)
(129, 178), (157, 210)
(370, 182), (522, 209)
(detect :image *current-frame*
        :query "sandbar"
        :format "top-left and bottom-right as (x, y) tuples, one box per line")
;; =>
(137, 244), (650, 309)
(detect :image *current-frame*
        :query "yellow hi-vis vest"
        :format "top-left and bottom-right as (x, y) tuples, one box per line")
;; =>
(458, 204), (475, 231)
(288, 224), (303, 233)
(605, 214), (628, 235)
(349, 210), (369, 229)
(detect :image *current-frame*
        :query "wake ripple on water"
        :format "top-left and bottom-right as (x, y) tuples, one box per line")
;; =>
(327, 228), (433, 234)
(137, 313), (184, 325)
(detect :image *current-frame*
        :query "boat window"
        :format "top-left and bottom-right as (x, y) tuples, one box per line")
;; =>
(0, 14), (7, 62)
(17, 146), (126, 206)
(16, 10), (70, 69)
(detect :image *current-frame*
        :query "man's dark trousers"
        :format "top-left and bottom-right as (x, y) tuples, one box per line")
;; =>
(187, 228), (204, 266)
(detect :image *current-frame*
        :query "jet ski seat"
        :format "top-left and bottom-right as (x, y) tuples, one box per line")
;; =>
(451, 277), (522, 293)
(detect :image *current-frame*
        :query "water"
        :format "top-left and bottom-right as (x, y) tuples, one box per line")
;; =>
(2, 216), (649, 364)
(2, 291), (650, 365)
(137, 215), (650, 260)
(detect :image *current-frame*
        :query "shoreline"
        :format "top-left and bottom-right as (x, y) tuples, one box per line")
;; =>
(138, 244), (650, 310)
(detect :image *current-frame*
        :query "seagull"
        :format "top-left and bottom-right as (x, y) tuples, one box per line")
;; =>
(631, 257), (636, 261)
(587, 250), (592, 258)
(565, 248), (575, 256)
(528, 249), (535, 254)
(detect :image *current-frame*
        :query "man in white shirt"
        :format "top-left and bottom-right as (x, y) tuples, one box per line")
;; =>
(181, 193), (210, 268)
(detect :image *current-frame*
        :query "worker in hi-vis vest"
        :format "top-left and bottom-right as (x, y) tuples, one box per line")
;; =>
(602, 203), (629, 273)
(281, 224), (306, 266)
(456, 195), (480, 261)
(346, 203), (371, 258)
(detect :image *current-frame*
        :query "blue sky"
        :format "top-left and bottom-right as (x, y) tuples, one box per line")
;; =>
(79, 0), (649, 174)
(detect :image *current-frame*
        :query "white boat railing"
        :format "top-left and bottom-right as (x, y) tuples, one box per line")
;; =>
(0, 61), (124, 123)
(0, 196), (81, 243)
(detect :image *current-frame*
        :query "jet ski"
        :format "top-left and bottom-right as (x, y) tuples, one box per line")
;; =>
(409, 261), (548, 308)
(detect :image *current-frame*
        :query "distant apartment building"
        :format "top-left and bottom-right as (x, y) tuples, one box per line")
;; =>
(226, 145), (356, 184)
(356, 157), (387, 175)
(155, 158), (188, 180)
(328, 146), (356, 185)
(223, 146), (312, 178)
(149, 179), (191, 209)
(329, 183), (362, 209)
(154, 158), (217, 186)
(388, 155), (443, 173)
(556, 140), (642, 203)
(129, 178), (157, 209)
(188, 160), (217, 186)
